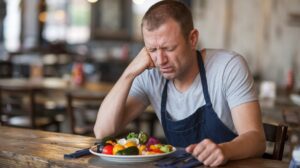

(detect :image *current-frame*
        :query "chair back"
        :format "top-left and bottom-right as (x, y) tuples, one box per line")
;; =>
(0, 61), (13, 78)
(66, 91), (105, 135)
(0, 86), (36, 128)
(281, 108), (300, 157)
(0, 85), (59, 130)
(134, 108), (158, 137)
(263, 123), (288, 160)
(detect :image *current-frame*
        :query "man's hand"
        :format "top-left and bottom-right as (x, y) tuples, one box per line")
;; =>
(186, 139), (228, 167)
(124, 47), (155, 79)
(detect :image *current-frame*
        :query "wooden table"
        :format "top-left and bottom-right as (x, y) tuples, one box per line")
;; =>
(0, 78), (113, 92)
(0, 126), (289, 168)
(0, 77), (114, 108)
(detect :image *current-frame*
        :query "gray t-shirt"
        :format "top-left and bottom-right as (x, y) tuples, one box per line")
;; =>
(129, 49), (258, 133)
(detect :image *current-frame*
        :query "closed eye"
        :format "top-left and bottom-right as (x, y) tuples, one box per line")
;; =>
(163, 45), (177, 52)
(147, 48), (157, 53)
(166, 47), (175, 51)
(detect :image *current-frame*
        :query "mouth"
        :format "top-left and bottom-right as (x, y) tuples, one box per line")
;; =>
(160, 67), (173, 73)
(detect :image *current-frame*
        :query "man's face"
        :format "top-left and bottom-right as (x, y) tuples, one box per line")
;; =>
(143, 19), (194, 80)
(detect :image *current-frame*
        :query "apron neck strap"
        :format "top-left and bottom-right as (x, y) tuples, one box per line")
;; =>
(197, 50), (212, 105)
(161, 80), (169, 113)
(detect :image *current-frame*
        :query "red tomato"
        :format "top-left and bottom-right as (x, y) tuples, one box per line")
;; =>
(150, 148), (163, 153)
(102, 145), (113, 155)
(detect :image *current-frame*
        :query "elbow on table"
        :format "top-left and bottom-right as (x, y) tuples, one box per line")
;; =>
(259, 137), (267, 156)
(254, 133), (267, 157)
(93, 126), (101, 139)
(93, 124), (118, 139)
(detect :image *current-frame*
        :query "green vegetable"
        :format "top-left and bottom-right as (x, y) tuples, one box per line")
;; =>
(126, 132), (138, 139)
(116, 146), (139, 155)
(138, 131), (149, 144)
(160, 145), (172, 153)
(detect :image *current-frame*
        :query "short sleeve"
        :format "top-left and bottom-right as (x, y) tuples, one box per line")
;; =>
(129, 72), (151, 107)
(222, 55), (258, 109)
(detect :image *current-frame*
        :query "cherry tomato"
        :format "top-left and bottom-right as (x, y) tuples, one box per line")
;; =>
(150, 148), (163, 153)
(102, 145), (113, 155)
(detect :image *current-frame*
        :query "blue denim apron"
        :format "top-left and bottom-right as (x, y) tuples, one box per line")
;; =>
(161, 51), (237, 147)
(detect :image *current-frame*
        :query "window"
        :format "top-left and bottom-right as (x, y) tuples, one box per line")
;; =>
(43, 0), (91, 44)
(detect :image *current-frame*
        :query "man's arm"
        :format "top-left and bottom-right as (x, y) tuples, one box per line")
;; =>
(186, 101), (266, 166)
(220, 101), (266, 160)
(93, 48), (155, 139)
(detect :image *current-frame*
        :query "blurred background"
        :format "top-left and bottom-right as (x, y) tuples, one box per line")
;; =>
(0, 0), (299, 86)
(0, 0), (300, 162)
(0, 0), (300, 86)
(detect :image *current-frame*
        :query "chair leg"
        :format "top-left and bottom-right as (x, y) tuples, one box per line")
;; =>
(149, 119), (155, 137)
(55, 121), (60, 132)
(133, 118), (140, 132)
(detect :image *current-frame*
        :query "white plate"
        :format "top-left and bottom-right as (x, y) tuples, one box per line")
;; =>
(89, 146), (176, 163)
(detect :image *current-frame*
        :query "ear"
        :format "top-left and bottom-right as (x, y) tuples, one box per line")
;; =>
(189, 29), (199, 50)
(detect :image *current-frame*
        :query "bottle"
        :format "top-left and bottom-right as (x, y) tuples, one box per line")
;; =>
(286, 69), (295, 95)
(71, 62), (85, 86)
(289, 146), (300, 168)
(121, 44), (129, 61)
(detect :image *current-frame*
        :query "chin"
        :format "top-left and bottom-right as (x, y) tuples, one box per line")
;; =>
(162, 73), (175, 80)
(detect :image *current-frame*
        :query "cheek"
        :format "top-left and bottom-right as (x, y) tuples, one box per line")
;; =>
(170, 54), (181, 66)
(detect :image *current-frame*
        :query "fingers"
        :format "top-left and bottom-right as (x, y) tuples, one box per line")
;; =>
(185, 144), (197, 153)
(193, 139), (212, 161)
(203, 153), (217, 166)
(139, 47), (155, 69)
(144, 48), (155, 69)
(148, 60), (155, 69)
(202, 146), (224, 166)
(127, 47), (155, 75)
(210, 154), (225, 167)
(185, 139), (227, 167)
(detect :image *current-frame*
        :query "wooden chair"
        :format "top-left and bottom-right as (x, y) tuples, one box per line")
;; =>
(0, 86), (60, 130)
(134, 108), (159, 137)
(262, 123), (288, 160)
(66, 91), (106, 135)
(281, 108), (300, 157)
(0, 61), (13, 78)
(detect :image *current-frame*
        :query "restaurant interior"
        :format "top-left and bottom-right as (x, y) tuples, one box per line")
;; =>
(0, 0), (300, 166)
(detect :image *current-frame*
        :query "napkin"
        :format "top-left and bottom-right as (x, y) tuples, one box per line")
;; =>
(64, 148), (91, 159)
(155, 148), (202, 168)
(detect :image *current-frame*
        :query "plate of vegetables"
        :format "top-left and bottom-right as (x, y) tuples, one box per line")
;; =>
(89, 131), (176, 163)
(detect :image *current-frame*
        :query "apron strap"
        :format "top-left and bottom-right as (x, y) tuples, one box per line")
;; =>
(197, 50), (212, 105)
(161, 80), (169, 135)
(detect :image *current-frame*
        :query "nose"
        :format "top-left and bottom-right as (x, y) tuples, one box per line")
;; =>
(156, 49), (167, 66)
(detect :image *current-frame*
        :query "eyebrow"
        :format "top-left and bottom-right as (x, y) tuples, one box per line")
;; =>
(146, 44), (177, 50)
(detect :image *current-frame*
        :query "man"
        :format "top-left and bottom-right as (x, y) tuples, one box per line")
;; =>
(94, 0), (265, 166)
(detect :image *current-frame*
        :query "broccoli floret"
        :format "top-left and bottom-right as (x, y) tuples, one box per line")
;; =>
(138, 131), (149, 144)
(127, 132), (138, 139)
(160, 145), (173, 153)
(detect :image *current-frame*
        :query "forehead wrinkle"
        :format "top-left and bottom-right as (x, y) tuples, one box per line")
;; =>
(145, 35), (172, 49)
(143, 20), (179, 48)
